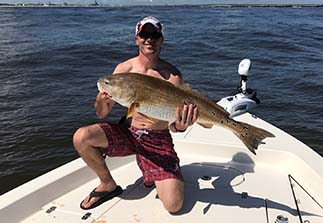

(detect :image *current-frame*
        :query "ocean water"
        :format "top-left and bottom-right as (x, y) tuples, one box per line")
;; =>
(0, 6), (322, 195)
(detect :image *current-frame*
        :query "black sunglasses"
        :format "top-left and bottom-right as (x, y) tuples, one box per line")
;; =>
(138, 32), (163, 40)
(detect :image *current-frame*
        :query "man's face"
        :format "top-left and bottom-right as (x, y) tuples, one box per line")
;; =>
(136, 23), (163, 56)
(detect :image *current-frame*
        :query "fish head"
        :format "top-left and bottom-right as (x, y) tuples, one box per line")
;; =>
(97, 75), (136, 106)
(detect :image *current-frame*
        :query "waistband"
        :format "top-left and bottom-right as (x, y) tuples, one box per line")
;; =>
(129, 126), (170, 134)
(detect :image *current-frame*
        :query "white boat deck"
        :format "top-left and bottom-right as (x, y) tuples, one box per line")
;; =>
(1, 113), (323, 223)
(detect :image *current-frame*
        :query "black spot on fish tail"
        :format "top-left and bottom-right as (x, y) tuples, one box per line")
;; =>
(233, 122), (275, 155)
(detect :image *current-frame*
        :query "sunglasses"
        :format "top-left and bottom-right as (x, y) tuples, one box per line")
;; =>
(138, 32), (163, 40)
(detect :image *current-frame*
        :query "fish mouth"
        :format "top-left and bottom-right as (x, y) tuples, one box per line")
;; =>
(97, 79), (107, 93)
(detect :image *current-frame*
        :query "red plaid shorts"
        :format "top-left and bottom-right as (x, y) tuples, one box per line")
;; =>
(98, 123), (183, 185)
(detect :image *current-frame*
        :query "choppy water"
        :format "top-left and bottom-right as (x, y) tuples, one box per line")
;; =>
(0, 6), (322, 195)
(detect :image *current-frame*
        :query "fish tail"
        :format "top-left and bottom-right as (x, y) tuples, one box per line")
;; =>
(233, 122), (275, 155)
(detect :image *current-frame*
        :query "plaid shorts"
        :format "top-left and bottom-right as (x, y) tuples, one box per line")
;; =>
(98, 123), (183, 185)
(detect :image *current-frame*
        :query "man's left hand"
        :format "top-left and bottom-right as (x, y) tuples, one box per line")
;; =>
(169, 104), (198, 132)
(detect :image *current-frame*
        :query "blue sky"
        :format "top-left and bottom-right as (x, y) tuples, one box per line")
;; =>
(1, 0), (323, 4)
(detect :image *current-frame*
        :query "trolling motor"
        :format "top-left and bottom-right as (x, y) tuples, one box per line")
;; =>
(217, 59), (260, 117)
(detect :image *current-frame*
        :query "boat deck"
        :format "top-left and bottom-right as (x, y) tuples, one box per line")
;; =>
(22, 154), (323, 223)
(2, 114), (323, 223)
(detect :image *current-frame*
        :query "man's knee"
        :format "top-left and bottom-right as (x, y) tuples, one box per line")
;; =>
(156, 179), (184, 213)
(73, 127), (87, 150)
(73, 124), (108, 153)
(162, 196), (183, 213)
(73, 125), (99, 151)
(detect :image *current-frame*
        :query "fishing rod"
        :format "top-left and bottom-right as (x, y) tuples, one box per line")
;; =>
(288, 174), (323, 223)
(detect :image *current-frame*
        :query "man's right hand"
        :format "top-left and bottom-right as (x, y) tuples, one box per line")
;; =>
(100, 91), (113, 101)
(95, 92), (114, 119)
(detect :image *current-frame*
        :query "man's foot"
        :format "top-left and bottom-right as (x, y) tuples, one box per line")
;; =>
(80, 185), (123, 210)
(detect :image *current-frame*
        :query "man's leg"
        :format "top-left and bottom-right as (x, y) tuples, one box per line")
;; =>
(155, 178), (184, 213)
(73, 124), (117, 209)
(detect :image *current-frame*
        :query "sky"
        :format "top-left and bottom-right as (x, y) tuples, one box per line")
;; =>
(1, 0), (323, 5)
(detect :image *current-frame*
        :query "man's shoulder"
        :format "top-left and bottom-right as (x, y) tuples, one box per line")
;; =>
(113, 57), (137, 74)
(159, 59), (182, 77)
(159, 59), (179, 71)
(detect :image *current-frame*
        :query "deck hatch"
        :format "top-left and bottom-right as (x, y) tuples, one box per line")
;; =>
(182, 162), (246, 188)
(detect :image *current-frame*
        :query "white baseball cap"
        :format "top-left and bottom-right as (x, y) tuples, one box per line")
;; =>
(135, 16), (163, 36)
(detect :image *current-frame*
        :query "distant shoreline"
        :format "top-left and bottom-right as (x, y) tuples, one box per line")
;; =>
(1, 3), (323, 8)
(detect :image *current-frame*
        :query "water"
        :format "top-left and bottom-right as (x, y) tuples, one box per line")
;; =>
(0, 6), (322, 195)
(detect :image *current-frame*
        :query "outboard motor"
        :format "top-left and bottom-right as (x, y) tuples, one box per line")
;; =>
(217, 59), (260, 117)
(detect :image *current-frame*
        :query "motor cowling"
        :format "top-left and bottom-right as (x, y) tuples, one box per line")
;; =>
(217, 59), (260, 117)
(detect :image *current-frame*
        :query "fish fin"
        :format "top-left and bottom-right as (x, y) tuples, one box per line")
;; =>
(178, 83), (201, 96)
(127, 102), (155, 124)
(178, 83), (191, 90)
(233, 122), (275, 155)
(127, 102), (137, 118)
(138, 113), (156, 124)
(197, 122), (213, 129)
(178, 84), (230, 116)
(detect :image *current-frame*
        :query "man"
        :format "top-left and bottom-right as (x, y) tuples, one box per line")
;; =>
(73, 16), (198, 213)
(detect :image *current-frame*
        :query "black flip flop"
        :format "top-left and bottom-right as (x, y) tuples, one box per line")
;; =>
(80, 185), (123, 210)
